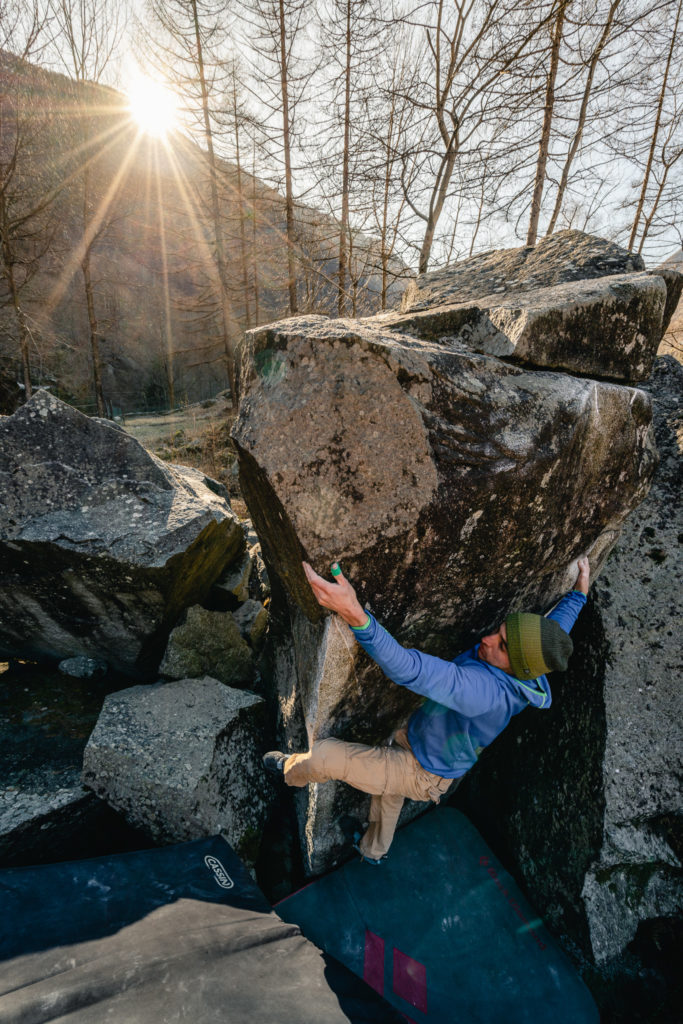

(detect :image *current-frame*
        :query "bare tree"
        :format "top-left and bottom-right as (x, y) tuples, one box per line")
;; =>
(238, 0), (317, 315)
(627, 0), (682, 252)
(313, 0), (387, 315)
(0, 2), (58, 399)
(227, 62), (252, 328)
(49, 0), (125, 415)
(399, 0), (554, 275)
(527, 0), (569, 246)
(140, 0), (241, 400)
(362, 29), (417, 308)
(544, 0), (622, 237)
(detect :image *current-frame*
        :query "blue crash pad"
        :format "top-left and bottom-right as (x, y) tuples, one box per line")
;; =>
(0, 836), (404, 1023)
(277, 807), (599, 1024)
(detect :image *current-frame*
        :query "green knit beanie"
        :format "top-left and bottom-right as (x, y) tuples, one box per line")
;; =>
(505, 613), (573, 680)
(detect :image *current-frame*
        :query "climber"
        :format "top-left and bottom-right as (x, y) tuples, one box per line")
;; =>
(264, 556), (591, 865)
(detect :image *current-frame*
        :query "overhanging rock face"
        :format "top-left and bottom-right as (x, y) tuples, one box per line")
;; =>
(0, 391), (244, 677)
(459, 356), (682, 972)
(232, 306), (657, 873)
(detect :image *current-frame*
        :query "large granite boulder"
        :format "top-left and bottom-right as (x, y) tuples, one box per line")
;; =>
(232, 308), (656, 873)
(581, 356), (682, 963)
(0, 768), (97, 869)
(82, 677), (269, 862)
(389, 232), (683, 383)
(400, 230), (646, 309)
(459, 357), (681, 984)
(0, 391), (244, 678)
(384, 272), (672, 383)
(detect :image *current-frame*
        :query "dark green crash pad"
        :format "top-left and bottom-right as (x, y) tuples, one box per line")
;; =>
(277, 807), (599, 1024)
(0, 836), (404, 1023)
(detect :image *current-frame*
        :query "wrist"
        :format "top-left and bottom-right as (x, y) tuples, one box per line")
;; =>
(346, 607), (370, 628)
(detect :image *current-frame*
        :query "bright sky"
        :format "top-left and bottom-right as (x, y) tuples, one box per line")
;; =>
(127, 72), (179, 139)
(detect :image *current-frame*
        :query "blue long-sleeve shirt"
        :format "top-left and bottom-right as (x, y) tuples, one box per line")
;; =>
(350, 591), (587, 778)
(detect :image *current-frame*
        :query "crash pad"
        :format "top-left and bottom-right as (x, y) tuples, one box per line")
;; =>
(277, 807), (599, 1024)
(0, 836), (404, 1023)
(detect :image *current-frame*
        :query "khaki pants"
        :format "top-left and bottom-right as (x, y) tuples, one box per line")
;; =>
(284, 729), (458, 860)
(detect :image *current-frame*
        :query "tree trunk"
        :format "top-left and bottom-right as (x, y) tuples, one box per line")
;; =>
(379, 84), (396, 309)
(637, 155), (677, 254)
(154, 146), (174, 411)
(628, 0), (681, 251)
(191, 0), (236, 401)
(527, 0), (568, 247)
(5, 265), (32, 398)
(0, 188), (32, 398)
(232, 79), (251, 328)
(545, 0), (620, 237)
(81, 165), (105, 416)
(337, 0), (352, 316)
(279, 0), (298, 314)
(252, 141), (260, 324)
(82, 254), (105, 416)
(418, 142), (457, 275)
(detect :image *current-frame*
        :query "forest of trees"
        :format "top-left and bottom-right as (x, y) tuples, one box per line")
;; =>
(0, 0), (681, 414)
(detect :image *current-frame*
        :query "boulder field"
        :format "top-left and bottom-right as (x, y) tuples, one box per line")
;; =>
(1, 230), (680, 1008)
(0, 394), (269, 863)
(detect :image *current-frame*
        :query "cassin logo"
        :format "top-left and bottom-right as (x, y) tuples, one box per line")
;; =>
(204, 855), (234, 890)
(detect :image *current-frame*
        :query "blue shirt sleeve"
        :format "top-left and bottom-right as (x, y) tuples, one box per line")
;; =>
(349, 590), (587, 714)
(350, 616), (499, 716)
(546, 590), (587, 633)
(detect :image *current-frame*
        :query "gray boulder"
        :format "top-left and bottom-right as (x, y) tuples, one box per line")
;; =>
(232, 311), (656, 873)
(389, 232), (683, 383)
(0, 391), (244, 677)
(82, 677), (269, 860)
(581, 355), (682, 963)
(0, 769), (97, 868)
(0, 662), (124, 869)
(382, 271), (673, 383)
(159, 605), (253, 687)
(232, 599), (269, 650)
(400, 230), (646, 310)
(658, 251), (683, 361)
(58, 656), (106, 679)
(460, 357), (682, 972)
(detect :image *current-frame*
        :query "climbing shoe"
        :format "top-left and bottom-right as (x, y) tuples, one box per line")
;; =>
(353, 833), (387, 867)
(263, 751), (287, 775)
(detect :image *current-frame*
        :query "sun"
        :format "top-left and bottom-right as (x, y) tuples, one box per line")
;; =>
(127, 74), (178, 139)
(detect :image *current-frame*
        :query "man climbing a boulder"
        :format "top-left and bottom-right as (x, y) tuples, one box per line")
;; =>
(264, 556), (590, 864)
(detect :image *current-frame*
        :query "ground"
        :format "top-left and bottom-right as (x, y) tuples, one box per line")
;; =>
(121, 393), (247, 517)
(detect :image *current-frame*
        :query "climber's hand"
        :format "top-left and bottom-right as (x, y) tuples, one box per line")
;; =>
(302, 561), (368, 628)
(575, 556), (590, 595)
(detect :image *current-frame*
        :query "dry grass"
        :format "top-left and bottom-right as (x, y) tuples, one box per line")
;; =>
(123, 394), (241, 496)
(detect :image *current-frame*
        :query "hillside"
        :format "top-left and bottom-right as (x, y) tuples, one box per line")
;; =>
(0, 51), (408, 415)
